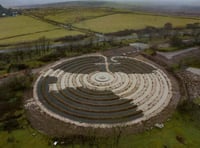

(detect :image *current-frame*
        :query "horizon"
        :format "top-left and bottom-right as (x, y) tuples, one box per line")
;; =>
(0, 0), (200, 7)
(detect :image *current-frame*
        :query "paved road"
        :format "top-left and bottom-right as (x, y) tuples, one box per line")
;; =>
(157, 47), (199, 60)
(186, 67), (200, 76)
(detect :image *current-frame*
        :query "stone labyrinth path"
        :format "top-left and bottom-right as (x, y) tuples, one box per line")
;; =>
(34, 54), (172, 128)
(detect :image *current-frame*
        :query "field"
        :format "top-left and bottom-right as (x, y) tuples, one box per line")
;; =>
(0, 29), (82, 44)
(0, 15), (82, 45)
(1, 9), (200, 45)
(74, 13), (200, 33)
(28, 7), (117, 24)
(0, 16), (57, 39)
(45, 8), (116, 24)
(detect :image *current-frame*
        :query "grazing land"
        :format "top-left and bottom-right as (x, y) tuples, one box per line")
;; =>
(42, 7), (116, 24)
(74, 13), (200, 33)
(1, 8), (200, 45)
(0, 29), (82, 44)
(0, 15), (82, 45)
(0, 16), (57, 39)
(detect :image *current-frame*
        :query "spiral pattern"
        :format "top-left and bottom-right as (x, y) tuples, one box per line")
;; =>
(33, 54), (172, 127)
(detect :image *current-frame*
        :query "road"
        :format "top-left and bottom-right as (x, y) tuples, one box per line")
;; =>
(156, 47), (200, 59)
(0, 34), (136, 54)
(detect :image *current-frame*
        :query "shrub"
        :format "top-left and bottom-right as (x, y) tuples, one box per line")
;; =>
(0, 73), (33, 112)
(7, 63), (29, 73)
(170, 35), (183, 47)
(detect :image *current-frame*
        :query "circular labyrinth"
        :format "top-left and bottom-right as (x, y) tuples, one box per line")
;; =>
(34, 54), (173, 128)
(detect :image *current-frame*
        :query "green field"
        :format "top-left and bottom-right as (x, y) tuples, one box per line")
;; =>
(0, 16), (57, 39)
(29, 7), (116, 24)
(74, 13), (200, 33)
(1, 10), (200, 45)
(0, 29), (82, 44)
(0, 15), (82, 45)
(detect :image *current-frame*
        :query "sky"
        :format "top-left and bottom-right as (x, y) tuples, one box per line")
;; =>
(0, 0), (199, 7)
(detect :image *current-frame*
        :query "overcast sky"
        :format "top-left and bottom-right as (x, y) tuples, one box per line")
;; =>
(0, 0), (199, 7)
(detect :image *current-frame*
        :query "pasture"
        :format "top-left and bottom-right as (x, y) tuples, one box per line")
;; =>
(74, 13), (200, 33)
(0, 15), (82, 45)
(1, 9), (200, 45)
(29, 7), (116, 24)
(0, 16), (56, 39)
(46, 8), (115, 24)
(0, 29), (82, 45)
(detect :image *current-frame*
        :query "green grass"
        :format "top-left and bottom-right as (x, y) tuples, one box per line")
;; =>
(158, 47), (180, 52)
(117, 113), (199, 148)
(30, 7), (116, 24)
(193, 98), (200, 105)
(67, 111), (200, 148)
(181, 57), (200, 68)
(0, 128), (52, 148)
(74, 13), (200, 33)
(0, 15), (83, 45)
(144, 49), (155, 55)
(25, 61), (45, 69)
(0, 29), (83, 45)
(0, 70), (7, 75)
(1, 110), (200, 148)
(0, 16), (57, 39)
(0, 110), (53, 148)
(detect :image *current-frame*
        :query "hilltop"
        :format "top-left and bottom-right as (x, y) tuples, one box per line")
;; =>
(14, 1), (200, 17)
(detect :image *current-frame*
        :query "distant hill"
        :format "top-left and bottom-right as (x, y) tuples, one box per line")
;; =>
(16, 1), (200, 17)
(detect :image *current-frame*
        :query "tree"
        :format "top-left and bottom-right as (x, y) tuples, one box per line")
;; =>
(170, 35), (183, 47)
(194, 33), (200, 45)
(162, 23), (173, 39)
(164, 22), (173, 30)
(34, 37), (51, 55)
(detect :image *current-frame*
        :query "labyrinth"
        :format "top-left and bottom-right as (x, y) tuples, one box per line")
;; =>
(33, 54), (173, 128)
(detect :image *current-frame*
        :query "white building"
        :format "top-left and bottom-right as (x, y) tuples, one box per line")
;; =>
(129, 42), (150, 50)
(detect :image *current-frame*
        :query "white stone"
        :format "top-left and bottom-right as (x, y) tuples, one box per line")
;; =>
(154, 123), (164, 129)
(53, 141), (58, 146)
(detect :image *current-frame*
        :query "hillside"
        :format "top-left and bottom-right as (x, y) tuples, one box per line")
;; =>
(16, 1), (200, 17)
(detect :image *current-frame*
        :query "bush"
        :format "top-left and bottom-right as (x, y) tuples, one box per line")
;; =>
(0, 73), (33, 112)
(7, 63), (29, 73)
(170, 35), (183, 47)
(180, 56), (200, 68)
(3, 119), (19, 131)
(105, 29), (135, 37)
(164, 22), (173, 30)
(144, 49), (156, 55)
(54, 35), (88, 42)
(38, 52), (61, 62)
(178, 100), (200, 125)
